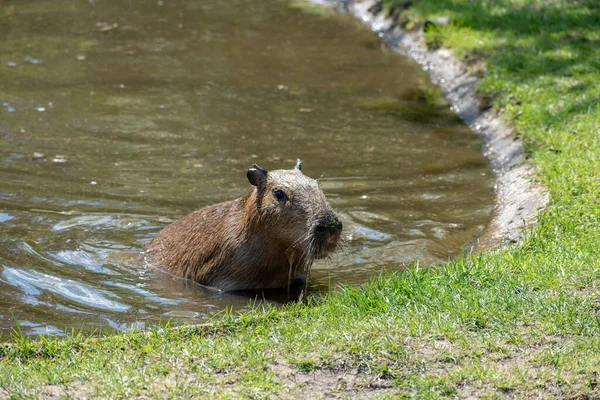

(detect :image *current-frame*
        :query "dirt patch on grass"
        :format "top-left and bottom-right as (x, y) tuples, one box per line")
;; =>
(38, 385), (68, 399)
(335, 0), (549, 247)
(35, 382), (93, 399)
(0, 382), (93, 400)
(275, 364), (396, 399)
(143, 359), (398, 399)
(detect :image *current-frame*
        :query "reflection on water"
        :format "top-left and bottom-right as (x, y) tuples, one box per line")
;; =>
(0, 0), (495, 337)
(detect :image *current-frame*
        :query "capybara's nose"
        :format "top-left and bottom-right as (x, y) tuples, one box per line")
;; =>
(315, 217), (342, 236)
(315, 224), (328, 235)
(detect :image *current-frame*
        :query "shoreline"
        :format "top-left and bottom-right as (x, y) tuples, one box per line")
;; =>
(336, 0), (548, 247)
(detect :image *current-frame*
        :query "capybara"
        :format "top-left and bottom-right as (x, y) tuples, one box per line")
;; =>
(146, 159), (342, 291)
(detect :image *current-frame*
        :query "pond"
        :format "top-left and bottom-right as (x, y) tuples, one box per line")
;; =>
(0, 0), (495, 337)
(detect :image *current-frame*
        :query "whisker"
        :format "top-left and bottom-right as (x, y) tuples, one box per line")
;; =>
(286, 250), (296, 297)
(304, 236), (317, 295)
(284, 234), (311, 257)
(284, 231), (316, 298)
(295, 239), (313, 274)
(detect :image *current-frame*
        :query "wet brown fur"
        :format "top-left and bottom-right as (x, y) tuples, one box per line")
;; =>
(146, 162), (341, 291)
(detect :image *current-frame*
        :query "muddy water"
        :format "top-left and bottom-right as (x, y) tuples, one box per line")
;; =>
(0, 0), (495, 337)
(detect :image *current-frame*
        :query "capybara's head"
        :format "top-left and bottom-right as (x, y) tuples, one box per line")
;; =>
(247, 159), (342, 261)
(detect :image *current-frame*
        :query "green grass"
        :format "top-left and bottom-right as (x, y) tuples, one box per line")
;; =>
(2, 0), (600, 398)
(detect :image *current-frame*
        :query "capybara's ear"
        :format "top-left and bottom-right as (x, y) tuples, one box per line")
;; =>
(294, 158), (302, 171)
(247, 164), (268, 187)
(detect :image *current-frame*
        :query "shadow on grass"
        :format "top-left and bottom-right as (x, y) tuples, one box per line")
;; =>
(398, 0), (600, 79)
(391, 0), (600, 128)
(412, 0), (599, 36)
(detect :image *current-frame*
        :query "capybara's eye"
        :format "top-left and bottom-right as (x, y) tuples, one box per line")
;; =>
(273, 189), (287, 202)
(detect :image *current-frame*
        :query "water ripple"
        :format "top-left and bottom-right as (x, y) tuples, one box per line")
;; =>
(2, 267), (130, 312)
(49, 249), (113, 274)
(50, 214), (152, 232)
(0, 213), (14, 223)
(103, 280), (184, 306)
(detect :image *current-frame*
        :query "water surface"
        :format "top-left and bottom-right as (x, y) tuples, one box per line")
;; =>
(0, 0), (495, 337)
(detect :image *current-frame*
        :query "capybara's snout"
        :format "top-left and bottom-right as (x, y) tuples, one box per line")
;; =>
(314, 213), (343, 237)
(313, 212), (342, 257)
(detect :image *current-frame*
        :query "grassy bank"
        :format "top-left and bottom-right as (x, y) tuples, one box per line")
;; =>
(2, 0), (600, 398)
